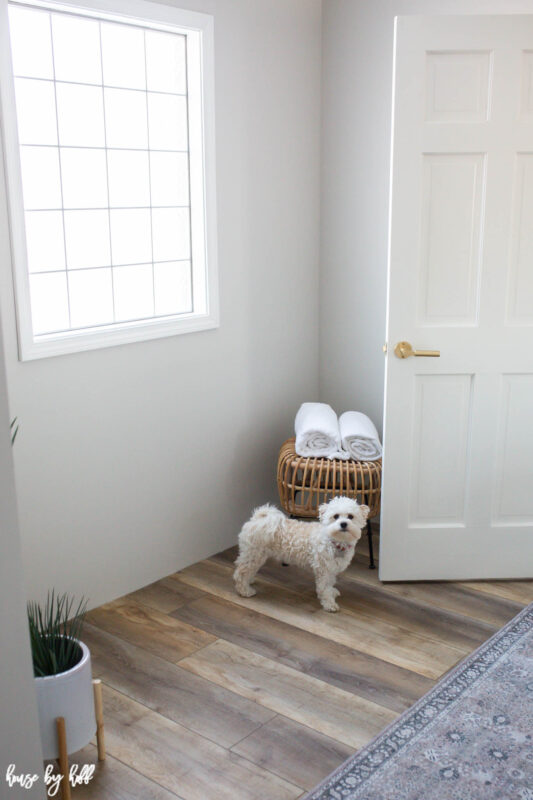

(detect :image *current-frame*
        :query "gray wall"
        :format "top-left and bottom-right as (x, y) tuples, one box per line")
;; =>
(0, 302), (43, 796)
(320, 0), (533, 435)
(6, 0), (533, 612)
(0, 0), (322, 609)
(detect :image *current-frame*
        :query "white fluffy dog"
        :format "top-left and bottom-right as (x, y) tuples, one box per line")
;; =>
(233, 496), (369, 612)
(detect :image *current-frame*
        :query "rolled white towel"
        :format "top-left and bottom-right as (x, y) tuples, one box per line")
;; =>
(339, 411), (382, 461)
(295, 403), (349, 460)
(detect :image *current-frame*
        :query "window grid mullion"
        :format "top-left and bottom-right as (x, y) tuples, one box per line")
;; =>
(27, 258), (191, 277)
(20, 143), (189, 154)
(10, 0), (191, 45)
(143, 29), (156, 319)
(30, 306), (195, 339)
(47, 11), (71, 328)
(24, 205), (190, 212)
(14, 73), (187, 98)
(183, 32), (194, 313)
(98, 20), (116, 324)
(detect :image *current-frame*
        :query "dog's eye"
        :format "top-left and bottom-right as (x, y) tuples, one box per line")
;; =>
(348, 514), (353, 520)
(333, 514), (339, 520)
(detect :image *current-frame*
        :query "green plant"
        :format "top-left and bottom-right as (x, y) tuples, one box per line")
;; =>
(27, 591), (88, 677)
(10, 417), (19, 446)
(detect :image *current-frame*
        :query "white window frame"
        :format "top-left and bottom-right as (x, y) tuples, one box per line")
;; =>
(0, 0), (218, 360)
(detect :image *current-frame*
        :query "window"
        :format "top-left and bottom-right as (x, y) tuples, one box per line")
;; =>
(0, 0), (217, 359)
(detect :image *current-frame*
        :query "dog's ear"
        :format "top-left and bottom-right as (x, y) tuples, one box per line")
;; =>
(358, 504), (370, 522)
(318, 502), (329, 521)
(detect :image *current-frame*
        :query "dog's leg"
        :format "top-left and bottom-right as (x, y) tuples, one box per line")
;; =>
(315, 572), (340, 612)
(234, 548), (268, 598)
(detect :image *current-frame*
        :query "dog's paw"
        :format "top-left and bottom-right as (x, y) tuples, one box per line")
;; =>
(237, 585), (256, 598)
(321, 600), (340, 612)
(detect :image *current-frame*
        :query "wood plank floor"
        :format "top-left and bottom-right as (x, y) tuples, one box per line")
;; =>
(71, 537), (530, 799)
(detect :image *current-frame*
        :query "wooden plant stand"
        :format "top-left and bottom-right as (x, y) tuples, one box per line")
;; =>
(55, 679), (105, 800)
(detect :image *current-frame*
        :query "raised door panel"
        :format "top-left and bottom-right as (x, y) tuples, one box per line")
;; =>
(520, 50), (533, 119)
(506, 154), (533, 324)
(425, 50), (492, 122)
(410, 374), (473, 527)
(418, 154), (485, 326)
(493, 374), (533, 525)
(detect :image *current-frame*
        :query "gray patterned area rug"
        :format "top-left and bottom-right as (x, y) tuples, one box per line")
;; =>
(305, 602), (533, 800)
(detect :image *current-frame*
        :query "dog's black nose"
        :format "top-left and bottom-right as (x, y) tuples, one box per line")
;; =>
(340, 521), (348, 529)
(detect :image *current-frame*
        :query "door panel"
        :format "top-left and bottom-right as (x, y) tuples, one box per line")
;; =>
(493, 374), (533, 524)
(410, 374), (473, 527)
(419, 153), (484, 325)
(381, 15), (533, 579)
(507, 155), (533, 323)
(425, 51), (492, 123)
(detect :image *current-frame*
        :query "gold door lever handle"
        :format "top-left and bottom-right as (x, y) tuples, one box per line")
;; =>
(394, 341), (440, 359)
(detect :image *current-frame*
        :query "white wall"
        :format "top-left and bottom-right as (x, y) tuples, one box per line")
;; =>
(0, 304), (43, 798)
(0, 0), (322, 609)
(320, 0), (533, 435)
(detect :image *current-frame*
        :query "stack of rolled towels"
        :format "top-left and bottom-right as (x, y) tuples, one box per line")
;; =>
(295, 402), (382, 462)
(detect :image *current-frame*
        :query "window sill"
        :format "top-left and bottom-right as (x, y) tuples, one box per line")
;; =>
(18, 310), (220, 360)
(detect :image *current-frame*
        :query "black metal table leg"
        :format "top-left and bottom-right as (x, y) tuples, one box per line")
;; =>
(367, 518), (376, 569)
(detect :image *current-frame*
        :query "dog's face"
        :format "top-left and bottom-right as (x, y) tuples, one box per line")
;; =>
(318, 497), (369, 553)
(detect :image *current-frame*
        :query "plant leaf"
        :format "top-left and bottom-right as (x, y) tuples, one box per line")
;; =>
(27, 590), (88, 676)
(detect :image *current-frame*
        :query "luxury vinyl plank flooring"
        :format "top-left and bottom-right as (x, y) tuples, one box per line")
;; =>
(231, 715), (353, 792)
(179, 639), (396, 748)
(458, 579), (533, 606)
(215, 545), (525, 629)
(67, 744), (183, 800)
(82, 623), (275, 747)
(172, 593), (434, 712)
(213, 551), (498, 652)
(173, 559), (465, 678)
(96, 685), (300, 800)
(345, 558), (524, 627)
(79, 538), (532, 800)
(125, 578), (206, 615)
(86, 598), (215, 662)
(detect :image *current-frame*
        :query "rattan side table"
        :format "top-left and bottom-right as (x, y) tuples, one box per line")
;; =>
(277, 437), (381, 568)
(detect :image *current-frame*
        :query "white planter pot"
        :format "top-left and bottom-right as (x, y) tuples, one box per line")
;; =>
(35, 640), (96, 759)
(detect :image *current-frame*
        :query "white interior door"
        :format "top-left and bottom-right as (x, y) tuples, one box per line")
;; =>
(381, 15), (533, 580)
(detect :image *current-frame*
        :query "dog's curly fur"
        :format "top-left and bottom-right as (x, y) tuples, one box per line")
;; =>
(233, 496), (369, 612)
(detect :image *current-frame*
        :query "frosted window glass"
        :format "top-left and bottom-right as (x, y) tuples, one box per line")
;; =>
(154, 261), (191, 316)
(113, 263), (153, 321)
(51, 14), (101, 84)
(150, 152), (189, 206)
(110, 208), (151, 265)
(25, 211), (65, 272)
(14, 79), (57, 145)
(8, 6), (53, 79)
(20, 146), (62, 209)
(104, 88), (148, 149)
(56, 83), (105, 147)
(68, 268), (114, 328)
(64, 210), (110, 269)
(30, 272), (69, 334)
(101, 23), (146, 90)
(107, 150), (150, 208)
(8, 3), (210, 349)
(148, 94), (188, 151)
(145, 31), (186, 94)
(152, 208), (190, 262)
(60, 148), (108, 209)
